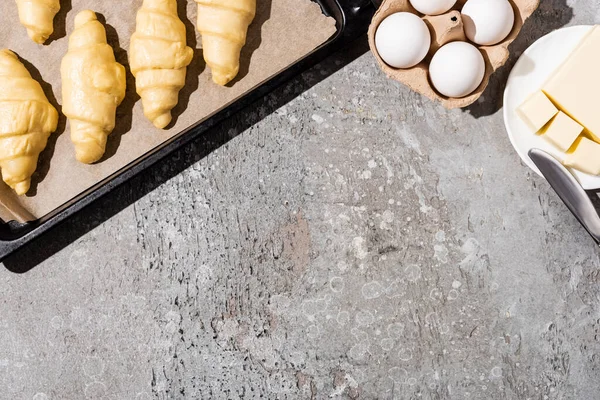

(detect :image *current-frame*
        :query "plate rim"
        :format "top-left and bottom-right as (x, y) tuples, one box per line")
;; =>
(503, 24), (597, 188)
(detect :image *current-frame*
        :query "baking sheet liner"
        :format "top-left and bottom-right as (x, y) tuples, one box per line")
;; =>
(0, 0), (336, 221)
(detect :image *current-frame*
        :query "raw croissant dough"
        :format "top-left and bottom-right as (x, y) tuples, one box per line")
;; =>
(0, 50), (58, 195)
(16, 0), (61, 44)
(61, 10), (126, 164)
(130, 0), (194, 129)
(196, 0), (256, 86)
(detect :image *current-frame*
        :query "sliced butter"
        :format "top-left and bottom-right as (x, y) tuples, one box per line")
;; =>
(564, 137), (600, 175)
(541, 111), (583, 152)
(517, 91), (558, 132)
(543, 26), (600, 141)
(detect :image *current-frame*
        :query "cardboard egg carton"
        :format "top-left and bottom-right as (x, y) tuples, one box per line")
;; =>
(367, 0), (540, 109)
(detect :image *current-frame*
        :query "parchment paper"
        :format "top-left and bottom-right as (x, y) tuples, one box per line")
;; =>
(0, 0), (336, 221)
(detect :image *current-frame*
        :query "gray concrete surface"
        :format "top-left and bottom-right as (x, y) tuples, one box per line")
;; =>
(1, 1), (599, 399)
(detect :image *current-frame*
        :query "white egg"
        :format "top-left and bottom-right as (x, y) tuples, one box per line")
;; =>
(409, 0), (457, 15)
(375, 12), (431, 69)
(429, 42), (485, 98)
(462, 0), (515, 45)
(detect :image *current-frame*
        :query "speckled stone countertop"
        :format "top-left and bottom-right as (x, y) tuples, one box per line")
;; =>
(2, 1), (599, 399)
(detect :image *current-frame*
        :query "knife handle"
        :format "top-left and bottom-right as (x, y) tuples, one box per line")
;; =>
(529, 148), (600, 244)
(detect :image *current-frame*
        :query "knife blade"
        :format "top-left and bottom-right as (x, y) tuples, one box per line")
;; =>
(529, 148), (600, 244)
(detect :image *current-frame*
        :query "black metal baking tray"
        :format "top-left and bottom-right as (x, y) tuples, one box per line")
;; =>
(0, 0), (375, 261)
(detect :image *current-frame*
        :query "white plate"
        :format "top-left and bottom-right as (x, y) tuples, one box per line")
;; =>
(503, 25), (600, 189)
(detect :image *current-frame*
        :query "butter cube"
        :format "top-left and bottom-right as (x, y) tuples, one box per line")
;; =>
(541, 111), (583, 152)
(518, 91), (558, 132)
(564, 137), (600, 175)
(543, 26), (600, 141)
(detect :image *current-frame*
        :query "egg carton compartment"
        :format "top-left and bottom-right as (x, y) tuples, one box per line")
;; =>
(367, 0), (540, 109)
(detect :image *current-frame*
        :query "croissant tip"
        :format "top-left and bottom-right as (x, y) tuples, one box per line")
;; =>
(153, 113), (172, 129)
(74, 10), (98, 28)
(76, 153), (102, 165)
(212, 73), (233, 86)
(12, 180), (30, 196)
(0, 49), (16, 58)
(27, 29), (47, 44)
(75, 145), (104, 164)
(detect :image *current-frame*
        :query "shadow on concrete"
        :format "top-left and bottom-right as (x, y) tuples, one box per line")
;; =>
(3, 37), (371, 274)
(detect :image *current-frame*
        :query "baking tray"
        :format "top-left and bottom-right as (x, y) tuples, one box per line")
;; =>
(0, 0), (375, 262)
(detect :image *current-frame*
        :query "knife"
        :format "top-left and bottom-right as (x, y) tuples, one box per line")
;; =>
(529, 148), (600, 244)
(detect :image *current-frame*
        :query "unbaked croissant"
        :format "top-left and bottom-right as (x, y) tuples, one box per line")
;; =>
(61, 10), (126, 164)
(15, 0), (61, 44)
(0, 50), (58, 195)
(130, 0), (194, 129)
(195, 0), (256, 86)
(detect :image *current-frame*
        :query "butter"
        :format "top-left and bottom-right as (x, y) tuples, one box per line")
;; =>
(517, 91), (558, 132)
(541, 111), (583, 152)
(543, 26), (600, 141)
(564, 137), (600, 175)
